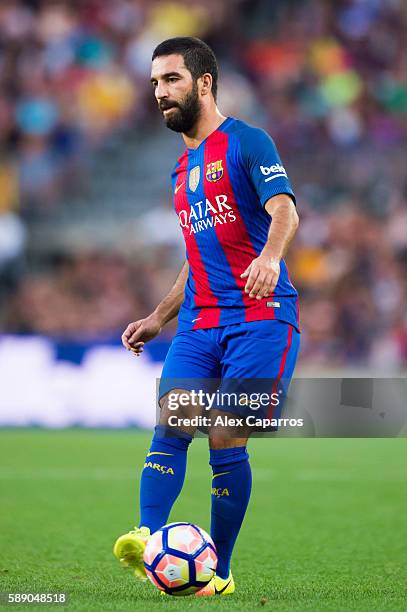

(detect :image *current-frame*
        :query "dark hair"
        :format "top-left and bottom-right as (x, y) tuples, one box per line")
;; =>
(152, 37), (218, 101)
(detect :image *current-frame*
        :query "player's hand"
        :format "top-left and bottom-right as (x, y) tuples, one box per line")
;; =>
(240, 255), (280, 300)
(121, 313), (162, 356)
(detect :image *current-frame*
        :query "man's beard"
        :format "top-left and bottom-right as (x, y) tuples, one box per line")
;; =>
(160, 83), (201, 133)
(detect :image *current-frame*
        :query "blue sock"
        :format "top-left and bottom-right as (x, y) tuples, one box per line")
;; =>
(210, 447), (252, 579)
(139, 426), (192, 533)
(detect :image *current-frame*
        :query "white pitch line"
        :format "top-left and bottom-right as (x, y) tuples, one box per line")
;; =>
(0, 467), (404, 482)
(0, 467), (136, 480)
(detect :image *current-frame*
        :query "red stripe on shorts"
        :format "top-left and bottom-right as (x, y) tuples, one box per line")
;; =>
(267, 324), (293, 419)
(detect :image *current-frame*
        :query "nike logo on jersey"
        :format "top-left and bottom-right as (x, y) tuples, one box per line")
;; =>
(174, 181), (185, 194)
(192, 317), (202, 322)
(260, 164), (287, 182)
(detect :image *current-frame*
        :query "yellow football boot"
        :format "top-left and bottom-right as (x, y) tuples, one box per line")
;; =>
(113, 526), (150, 581)
(159, 572), (235, 597)
(195, 571), (235, 596)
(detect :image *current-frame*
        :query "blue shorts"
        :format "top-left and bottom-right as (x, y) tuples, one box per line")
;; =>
(159, 319), (300, 421)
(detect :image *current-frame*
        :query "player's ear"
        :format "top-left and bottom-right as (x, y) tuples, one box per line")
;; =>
(199, 73), (213, 97)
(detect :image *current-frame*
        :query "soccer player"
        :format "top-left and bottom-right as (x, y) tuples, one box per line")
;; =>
(113, 37), (300, 596)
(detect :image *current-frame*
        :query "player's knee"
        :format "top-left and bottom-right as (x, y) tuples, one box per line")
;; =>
(158, 389), (200, 437)
(158, 389), (184, 424)
(208, 434), (248, 450)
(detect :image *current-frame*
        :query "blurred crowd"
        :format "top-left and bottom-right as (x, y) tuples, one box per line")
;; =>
(1, 0), (407, 370)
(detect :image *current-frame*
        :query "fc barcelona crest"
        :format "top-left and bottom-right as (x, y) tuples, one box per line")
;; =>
(206, 159), (224, 182)
(189, 165), (200, 192)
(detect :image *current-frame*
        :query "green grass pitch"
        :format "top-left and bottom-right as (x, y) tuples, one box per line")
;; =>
(0, 430), (406, 611)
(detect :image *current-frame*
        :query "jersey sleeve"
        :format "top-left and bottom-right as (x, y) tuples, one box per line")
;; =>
(238, 127), (296, 207)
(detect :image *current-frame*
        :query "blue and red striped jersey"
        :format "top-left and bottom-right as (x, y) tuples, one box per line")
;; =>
(171, 117), (299, 332)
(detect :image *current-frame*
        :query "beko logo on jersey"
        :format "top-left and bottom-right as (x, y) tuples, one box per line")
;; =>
(260, 164), (287, 182)
(178, 194), (236, 235)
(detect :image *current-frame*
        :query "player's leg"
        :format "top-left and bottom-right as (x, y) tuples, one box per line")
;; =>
(113, 394), (197, 582)
(198, 320), (300, 595)
(195, 421), (250, 596)
(137, 392), (198, 536)
(198, 419), (251, 595)
(114, 330), (221, 579)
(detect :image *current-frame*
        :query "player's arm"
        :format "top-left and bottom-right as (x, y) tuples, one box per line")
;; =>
(241, 195), (299, 299)
(122, 261), (189, 355)
(238, 126), (298, 299)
